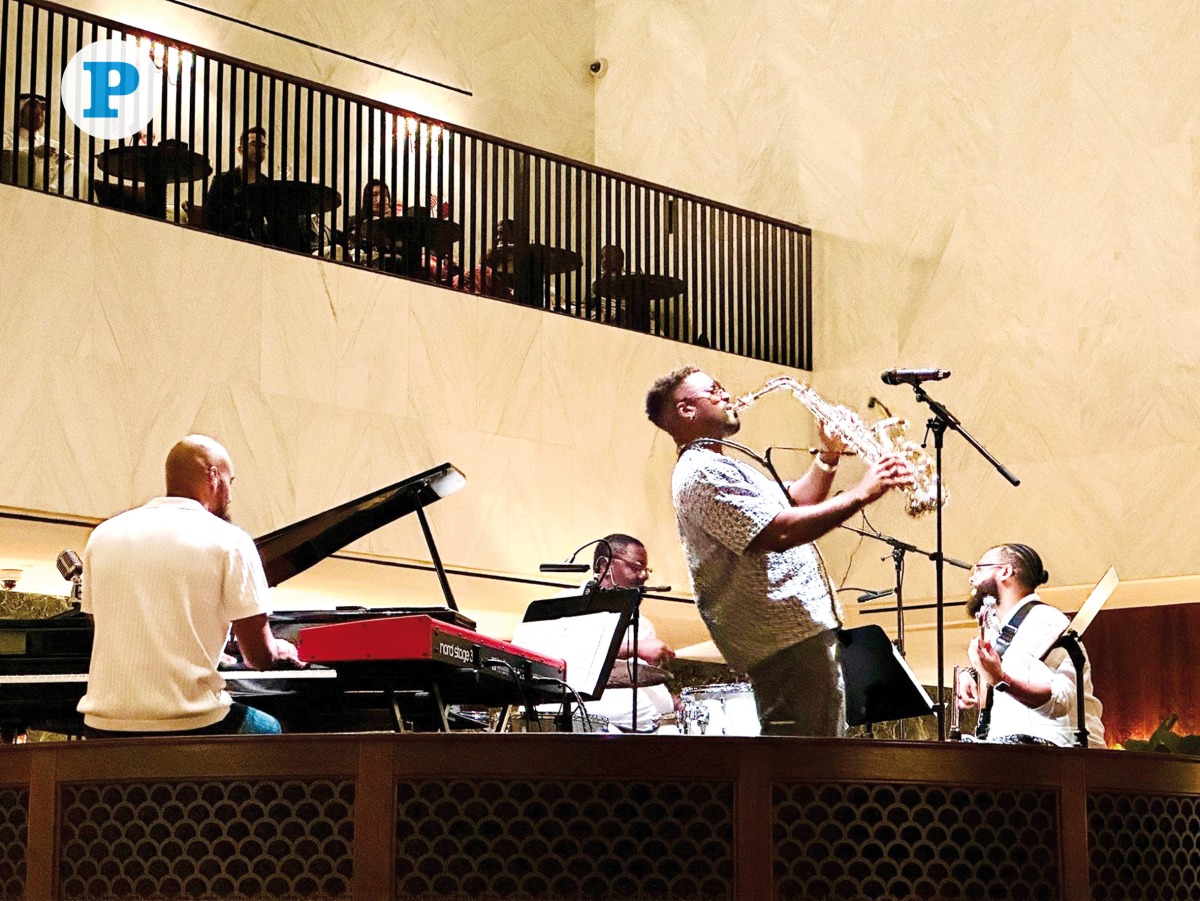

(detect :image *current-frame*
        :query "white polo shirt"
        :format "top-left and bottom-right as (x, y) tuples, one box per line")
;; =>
(78, 497), (271, 731)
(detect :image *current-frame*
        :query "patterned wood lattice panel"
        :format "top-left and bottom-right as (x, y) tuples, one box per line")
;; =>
(58, 779), (354, 899)
(0, 787), (28, 900)
(395, 779), (735, 900)
(773, 783), (1060, 900)
(1088, 792), (1200, 901)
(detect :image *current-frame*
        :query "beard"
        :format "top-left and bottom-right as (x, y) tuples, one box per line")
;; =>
(721, 408), (742, 436)
(965, 576), (998, 619)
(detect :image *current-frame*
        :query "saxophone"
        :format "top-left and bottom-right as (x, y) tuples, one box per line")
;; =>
(729, 376), (945, 517)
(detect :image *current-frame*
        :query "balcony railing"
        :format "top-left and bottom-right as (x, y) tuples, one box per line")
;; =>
(0, 0), (812, 369)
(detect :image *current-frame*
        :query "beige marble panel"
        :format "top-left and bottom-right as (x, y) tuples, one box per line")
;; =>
(57, 0), (596, 161)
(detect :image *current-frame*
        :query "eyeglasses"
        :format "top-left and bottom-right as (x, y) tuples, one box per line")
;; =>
(611, 556), (652, 578)
(676, 382), (727, 406)
(971, 562), (1006, 574)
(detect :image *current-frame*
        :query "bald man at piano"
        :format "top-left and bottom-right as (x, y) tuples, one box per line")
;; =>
(78, 435), (300, 738)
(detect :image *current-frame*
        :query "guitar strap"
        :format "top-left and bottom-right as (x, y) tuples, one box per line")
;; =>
(976, 599), (1045, 739)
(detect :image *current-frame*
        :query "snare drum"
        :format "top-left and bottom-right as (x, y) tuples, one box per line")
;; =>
(680, 683), (761, 736)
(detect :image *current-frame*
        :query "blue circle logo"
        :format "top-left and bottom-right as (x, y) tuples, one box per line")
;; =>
(61, 38), (162, 140)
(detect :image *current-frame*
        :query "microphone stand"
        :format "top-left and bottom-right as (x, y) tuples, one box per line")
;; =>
(906, 384), (1019, 740)
(841, 524), (970, 739)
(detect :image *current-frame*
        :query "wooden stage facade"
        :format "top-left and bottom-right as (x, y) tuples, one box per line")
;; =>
(0, 732), (1195, 899)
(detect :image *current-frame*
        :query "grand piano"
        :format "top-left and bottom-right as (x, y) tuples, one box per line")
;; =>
(0, 463), (568, 738)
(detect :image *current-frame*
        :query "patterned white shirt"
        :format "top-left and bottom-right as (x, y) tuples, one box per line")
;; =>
(672, 446), (841, 672)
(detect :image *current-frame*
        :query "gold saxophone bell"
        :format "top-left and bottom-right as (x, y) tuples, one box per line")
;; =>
(730, 376), (946, 517)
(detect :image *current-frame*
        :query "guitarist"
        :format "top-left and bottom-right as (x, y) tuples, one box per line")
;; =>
(954, 544), (1107, 748)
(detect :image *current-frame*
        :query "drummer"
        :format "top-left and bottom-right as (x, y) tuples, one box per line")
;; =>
(205, 125), (270, 242)
(574, 533), (677, 732)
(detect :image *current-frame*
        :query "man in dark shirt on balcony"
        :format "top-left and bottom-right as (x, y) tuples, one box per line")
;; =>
(206, 125), (270, 242)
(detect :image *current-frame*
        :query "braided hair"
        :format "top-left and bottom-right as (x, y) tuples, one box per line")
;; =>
(995, 543), (1049, 590)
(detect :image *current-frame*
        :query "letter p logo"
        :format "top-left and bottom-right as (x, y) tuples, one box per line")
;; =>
(82, 61), (139, 119)
(61, 38), (161, 139)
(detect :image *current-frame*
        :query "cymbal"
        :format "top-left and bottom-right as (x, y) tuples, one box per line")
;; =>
(484, 243), (582, 277)
(363, 215), (462, 253)
(248, 179), (342, 214)
(607, 662), (671, 688)
(675, 640), (725, 664)
(593, 272), (686, 302)
(95, 142), (212, 183)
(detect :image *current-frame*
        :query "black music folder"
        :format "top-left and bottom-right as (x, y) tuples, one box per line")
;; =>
(839, 624), (936, 727)
(515, 588), (635, 701)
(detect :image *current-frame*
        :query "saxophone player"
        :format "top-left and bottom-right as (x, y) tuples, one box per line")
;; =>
(644, 367), (913, 736)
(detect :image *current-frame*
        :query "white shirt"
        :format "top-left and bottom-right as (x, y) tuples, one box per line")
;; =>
(583, 613), (675, 731)
(988, 593), (1106, 748)
(546, 580), (674, 731)
(672, 447), (841, 672)
(78, 497), (272, 731)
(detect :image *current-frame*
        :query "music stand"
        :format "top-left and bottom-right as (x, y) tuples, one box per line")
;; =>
(840, 625), (936, 736)
(514, 588), (636, 731)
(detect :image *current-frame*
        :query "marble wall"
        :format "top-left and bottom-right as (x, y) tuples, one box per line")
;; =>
(594, 1), (1200, 654)
(51, 0), (598, 161)
(0, 185), (810, 646)
(9, 0), (1200, 684)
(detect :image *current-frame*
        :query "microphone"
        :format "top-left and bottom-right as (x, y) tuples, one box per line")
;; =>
(56, 549), (82, 580)
(880, 368), (951, 386)
(539, 537), (614, 574)
(857, 588), (895, 603)
(642, 585), (672, 593)
(57, 549), (83, 602)
(538, 562), (590, 573)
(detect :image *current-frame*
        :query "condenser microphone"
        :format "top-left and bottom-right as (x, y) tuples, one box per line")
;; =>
(881, 368), (951, 386)
(56, 549), (82, 580)
(538, 562), (590, 573)
(857, 588), (895, 603)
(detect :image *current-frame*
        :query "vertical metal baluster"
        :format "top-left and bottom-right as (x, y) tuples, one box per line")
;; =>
(802, 231), (812, 370)
(400, 112), (410, 214)
(341, 98), (350, 262)
(86, 21), (97, 201)
(465, 135), (475, 293)
(389, 109), (399, 221)
(365, 100), (375, 257)
(71, 16), (84, 198)
(0, 0), (9, 183)
(354, 101), (365, 265)
(185, 43), (197, 218)
(41, 6), (54, 193)
(446, 127), (457, 285)
(25, 3), (37, 188)
(318, 90), (327, 257)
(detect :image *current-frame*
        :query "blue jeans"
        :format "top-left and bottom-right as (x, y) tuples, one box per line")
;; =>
(85, 703), (282, 739)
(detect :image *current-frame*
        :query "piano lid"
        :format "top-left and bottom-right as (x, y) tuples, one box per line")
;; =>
(255, 463), (466, 587)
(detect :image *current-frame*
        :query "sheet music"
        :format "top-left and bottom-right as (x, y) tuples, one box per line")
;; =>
(512, 611), (622, 696)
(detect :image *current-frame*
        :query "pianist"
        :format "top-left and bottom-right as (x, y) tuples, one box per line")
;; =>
(78, 435), (300, 737)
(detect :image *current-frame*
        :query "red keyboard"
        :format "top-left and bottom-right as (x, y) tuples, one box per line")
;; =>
(297, 614), (567, 688)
